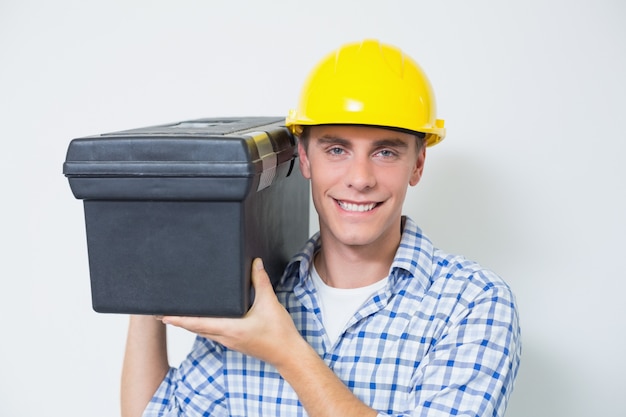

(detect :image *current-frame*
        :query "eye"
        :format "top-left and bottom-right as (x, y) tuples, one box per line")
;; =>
(375, 149), (398, 158)
(328, 146), (346, 156)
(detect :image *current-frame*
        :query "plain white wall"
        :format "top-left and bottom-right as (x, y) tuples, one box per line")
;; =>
(1, 1), (624, 416)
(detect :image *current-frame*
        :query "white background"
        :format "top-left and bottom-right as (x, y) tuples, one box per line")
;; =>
(1, 1), (624, 416)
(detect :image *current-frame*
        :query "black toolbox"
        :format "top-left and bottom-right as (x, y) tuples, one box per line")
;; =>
(63, 117), (309, 317)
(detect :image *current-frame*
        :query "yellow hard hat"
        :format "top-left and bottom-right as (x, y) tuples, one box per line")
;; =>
(286, 39), (445, 147)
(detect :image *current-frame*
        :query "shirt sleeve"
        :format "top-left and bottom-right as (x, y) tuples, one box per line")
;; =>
(404, 278), (522, 417)
(142, 336), (229, 417)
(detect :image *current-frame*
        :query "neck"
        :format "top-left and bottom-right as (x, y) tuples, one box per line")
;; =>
(314, 225), (402, 289)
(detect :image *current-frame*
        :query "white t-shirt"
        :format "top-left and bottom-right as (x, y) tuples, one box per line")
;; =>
(310, 263), (388, 346)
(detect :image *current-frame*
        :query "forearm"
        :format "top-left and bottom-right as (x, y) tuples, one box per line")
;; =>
(275, 339), (378, 417)
(121, 315), (170, 417)
(162, 259), (378, 417)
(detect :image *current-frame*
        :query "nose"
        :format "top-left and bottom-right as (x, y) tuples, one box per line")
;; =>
(345, 155), (376, 191)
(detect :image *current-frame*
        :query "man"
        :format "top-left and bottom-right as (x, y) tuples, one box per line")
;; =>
(121, 39), (521, 417)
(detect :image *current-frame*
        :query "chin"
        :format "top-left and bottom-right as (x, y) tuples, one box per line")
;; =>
(333, 227), (383, 248)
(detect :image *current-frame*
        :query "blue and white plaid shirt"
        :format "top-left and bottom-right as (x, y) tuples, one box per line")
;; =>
(144, 216), (521, 417)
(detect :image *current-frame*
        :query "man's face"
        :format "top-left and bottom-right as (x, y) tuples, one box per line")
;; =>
(298, 125), (426, 252)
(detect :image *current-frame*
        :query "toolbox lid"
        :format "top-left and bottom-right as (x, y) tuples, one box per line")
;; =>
(63, 117), (299, 200)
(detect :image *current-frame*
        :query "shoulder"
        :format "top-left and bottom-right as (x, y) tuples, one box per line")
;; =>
(398, 217), (518, 321)
(431, 249), (514, 301)
(400, 217), (514, 298)
(424, 249), (520, 341)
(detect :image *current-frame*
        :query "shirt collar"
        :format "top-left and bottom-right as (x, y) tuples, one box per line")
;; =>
(390, 216), (434, 292)
(280, 232), (320, 286)
(281, 216), (434, 292)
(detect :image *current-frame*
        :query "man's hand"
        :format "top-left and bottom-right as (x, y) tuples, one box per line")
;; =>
(162, 257), (377, 417)
(161, 258), (306, 368)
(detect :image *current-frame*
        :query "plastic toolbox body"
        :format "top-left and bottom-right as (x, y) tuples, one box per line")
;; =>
(63, 117), (309, 316)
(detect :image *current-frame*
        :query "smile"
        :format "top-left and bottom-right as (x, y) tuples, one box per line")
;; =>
(337, 200), (378, 212)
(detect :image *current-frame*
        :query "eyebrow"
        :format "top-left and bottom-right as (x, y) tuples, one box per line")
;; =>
(316, 135), (351, 147)
(316, 135), (410, 149)
(371, 138), (410, 149)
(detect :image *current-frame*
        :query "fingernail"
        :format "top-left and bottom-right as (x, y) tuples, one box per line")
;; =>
(255, 258), (264, 271)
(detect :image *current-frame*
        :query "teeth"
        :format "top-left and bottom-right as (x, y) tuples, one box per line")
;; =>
(338, 201), (377, 212)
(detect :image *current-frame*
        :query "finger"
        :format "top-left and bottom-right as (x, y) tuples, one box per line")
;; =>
(251, 258), (272, 292)
(161, 315), (233, 336)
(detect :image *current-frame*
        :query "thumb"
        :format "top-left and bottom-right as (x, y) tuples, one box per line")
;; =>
(251, 258), (272, 292)
(248, 258), (276, 311)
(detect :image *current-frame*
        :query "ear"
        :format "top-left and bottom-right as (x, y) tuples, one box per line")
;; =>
(409, 146), (426, 186)
(297, 140), (312, 179)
